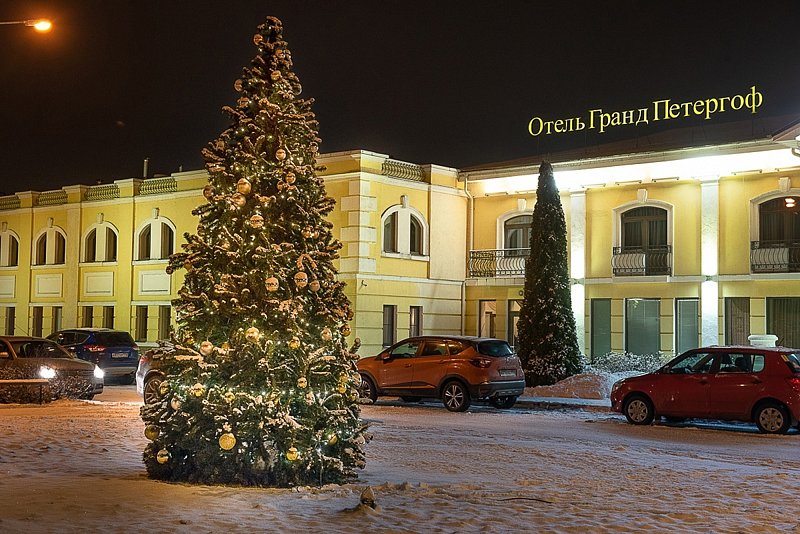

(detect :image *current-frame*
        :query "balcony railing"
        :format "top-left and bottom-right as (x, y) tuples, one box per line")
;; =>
(468, 248), (529, 277)
(750, 241), (800, 273)
(612, 246), (672, 276)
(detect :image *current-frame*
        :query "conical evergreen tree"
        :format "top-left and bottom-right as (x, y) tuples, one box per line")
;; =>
(140, 17), (369, 487)
(517, 161), (583, 386)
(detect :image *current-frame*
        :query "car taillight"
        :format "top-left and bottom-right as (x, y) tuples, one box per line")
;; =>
(84, 344), (107, 352)
(470, 358), (492, 368)
(787, 377), (800, 391)
(139, 352), (150, 363)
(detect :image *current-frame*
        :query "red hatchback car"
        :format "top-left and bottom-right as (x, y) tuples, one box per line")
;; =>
(357, 336), (525, 412)
(611, 345), (800, 434)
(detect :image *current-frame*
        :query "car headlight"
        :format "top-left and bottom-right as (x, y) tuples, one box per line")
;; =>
(94, 365), (105, 380)
(610, 380), (623, 395)
(39, 366), (56, 379)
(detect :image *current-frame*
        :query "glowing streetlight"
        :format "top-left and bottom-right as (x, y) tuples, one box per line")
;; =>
(0, 19), (53, 33)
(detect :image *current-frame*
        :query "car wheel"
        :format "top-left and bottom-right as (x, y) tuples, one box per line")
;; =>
(358, 374), (378, 403)
(622, 394), (655, 425)
(143, 375), (164, 405)
(442, 381), (471, 412)
(489, 395), (517, 409)
(400, 396), (421, 403)
(755, 402), (791, 434)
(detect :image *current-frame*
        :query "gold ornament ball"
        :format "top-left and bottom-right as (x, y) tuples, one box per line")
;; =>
(309, 279), (321, 292)
(288, 337), (301, 350)
(199, 340), (214, 356)
(170, 398), (182, 411)
(234, 78), (243, 92)
(236, 178), (252, 195)
(341, 324), (352, 337)
(223, 391), (236, 403)
(321, 327), (332, 341)
(266, 276), (279, 292)
(327, 433), (338, 445)
(286, 172), (296, 184)
(219, 432), (237, 451)
(231, 193), (247, 207)
(337, 384), (347, 394)
(302, 226), (313, 238)
(294, 271), (308, 288)
(144, 425), (160, 441)
(202, 184), (216, 199)
(347, 388), (359, 401)
(296, 376), (307, 389)
(190, 382), (206, 398)
(275, 148), (287, 161)
(245, 327), (261, 343)
(158, 381), (170, 395)
(253, 34), (263, 46)
(156, 448), (170, 464)
(270, 70), (282, 81)
(249, 214), (264, 229)
(286, 447), (299, 461)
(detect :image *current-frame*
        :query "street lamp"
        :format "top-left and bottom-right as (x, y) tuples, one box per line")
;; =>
(0, 19), (53, 32)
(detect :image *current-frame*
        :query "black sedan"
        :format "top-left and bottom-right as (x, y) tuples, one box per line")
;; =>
(0, 336), (104, 402)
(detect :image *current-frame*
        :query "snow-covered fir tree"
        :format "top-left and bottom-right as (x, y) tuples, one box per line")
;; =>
(516, 161), (583, 386)
(140, 16), (369, 487)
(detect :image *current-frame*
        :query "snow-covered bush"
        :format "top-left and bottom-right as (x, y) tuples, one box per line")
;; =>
(586, 351), (669, 374)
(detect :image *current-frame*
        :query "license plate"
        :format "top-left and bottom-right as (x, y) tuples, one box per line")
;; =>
(112, 352), (128, 359)
(499, 369), (516, 377)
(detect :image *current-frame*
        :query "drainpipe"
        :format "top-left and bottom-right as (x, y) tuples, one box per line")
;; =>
(462, 173), (474, 336)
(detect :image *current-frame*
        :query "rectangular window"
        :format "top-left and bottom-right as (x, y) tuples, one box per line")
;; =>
(675, 298), (699, 354)
(8, 237), (18, 266)
(51, 306), (62, 334)
(409, 306), (423, 337)
(85, 230), (97, 262)
(382, 305), (396, 347)
(103, 306), (114, 329)
(478, 300), (496, 338)
(766, 297), (800, 348)
(725, 297), (750, 345)
(135, 305), (148, 342)
(591, 299), (612, 359)
(82, 305), (93, 328)
(158, 305), (171, 340)
(105, 228), (117, 261)
(5, 307), (15, 335)
(382, 213), (397, 253)
(625, 298), (660, 355)
(160, 225), (174, 259)
(32, 306), (43, 337)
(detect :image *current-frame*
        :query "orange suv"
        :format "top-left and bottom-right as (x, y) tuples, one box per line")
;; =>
(357, 336), (525, 412)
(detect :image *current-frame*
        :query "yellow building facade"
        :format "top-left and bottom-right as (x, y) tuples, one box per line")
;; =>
(2, 119), (800, 359)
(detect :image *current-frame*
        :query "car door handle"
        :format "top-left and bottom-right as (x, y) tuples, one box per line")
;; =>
(751, 379), (762, 384)
(698, 380), (708, 385)
(403, 363), (412, 368)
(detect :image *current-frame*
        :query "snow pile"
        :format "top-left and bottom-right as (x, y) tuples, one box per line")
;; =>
(524, 371), (639, 399)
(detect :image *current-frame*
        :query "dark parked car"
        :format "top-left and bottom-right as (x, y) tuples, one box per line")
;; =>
(0, 336), (104, 401)
(48, 328), (139, 384)
(611, 345), (800, 434)
(357, 336), (525, 412)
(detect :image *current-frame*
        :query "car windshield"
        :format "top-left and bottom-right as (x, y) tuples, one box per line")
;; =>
(94, 332), (135, 346)
(782, 353), (800, 373)
(476, 340), (514, 357)
(11, 340), (72, 359)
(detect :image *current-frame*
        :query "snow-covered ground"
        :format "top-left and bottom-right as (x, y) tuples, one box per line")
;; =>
(1, 384), (799, 533)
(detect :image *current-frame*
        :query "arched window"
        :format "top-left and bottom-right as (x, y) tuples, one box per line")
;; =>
(33, 227), (66, 265)
(136, 217), (175, 261)
(504, 215), (532, 250)
(621, 207), (667, 250)
(0, 230), (19, 267)
(381, 202), (429, 257)
(83, 223), (119, 263)
(758, 197), (800, 245)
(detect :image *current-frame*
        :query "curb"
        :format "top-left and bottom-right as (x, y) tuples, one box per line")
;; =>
(515, 398), (613, 413)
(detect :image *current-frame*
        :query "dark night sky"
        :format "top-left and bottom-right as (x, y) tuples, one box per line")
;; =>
(1, 0), (799, 192)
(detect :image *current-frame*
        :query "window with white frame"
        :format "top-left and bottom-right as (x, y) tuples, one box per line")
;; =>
(136, 216), (175, 261)
(0, 229), (19, 267)
(381, 201), (428, 257)
(84, 224), (118, 262)
(33, 227), (66, 265)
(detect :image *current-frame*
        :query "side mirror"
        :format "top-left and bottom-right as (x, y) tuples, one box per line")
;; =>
(381, 353), (392, 361)
(0, 351), (9, 359)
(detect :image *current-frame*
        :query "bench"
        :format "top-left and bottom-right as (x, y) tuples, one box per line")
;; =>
(0, 379), (49, 404)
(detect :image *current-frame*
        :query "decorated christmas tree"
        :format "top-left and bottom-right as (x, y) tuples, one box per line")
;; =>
(140, 17), (369, 487)
(517, 161), (583, 386)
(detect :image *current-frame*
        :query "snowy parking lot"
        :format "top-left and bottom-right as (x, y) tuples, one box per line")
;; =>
(0, 386), (798, 532)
